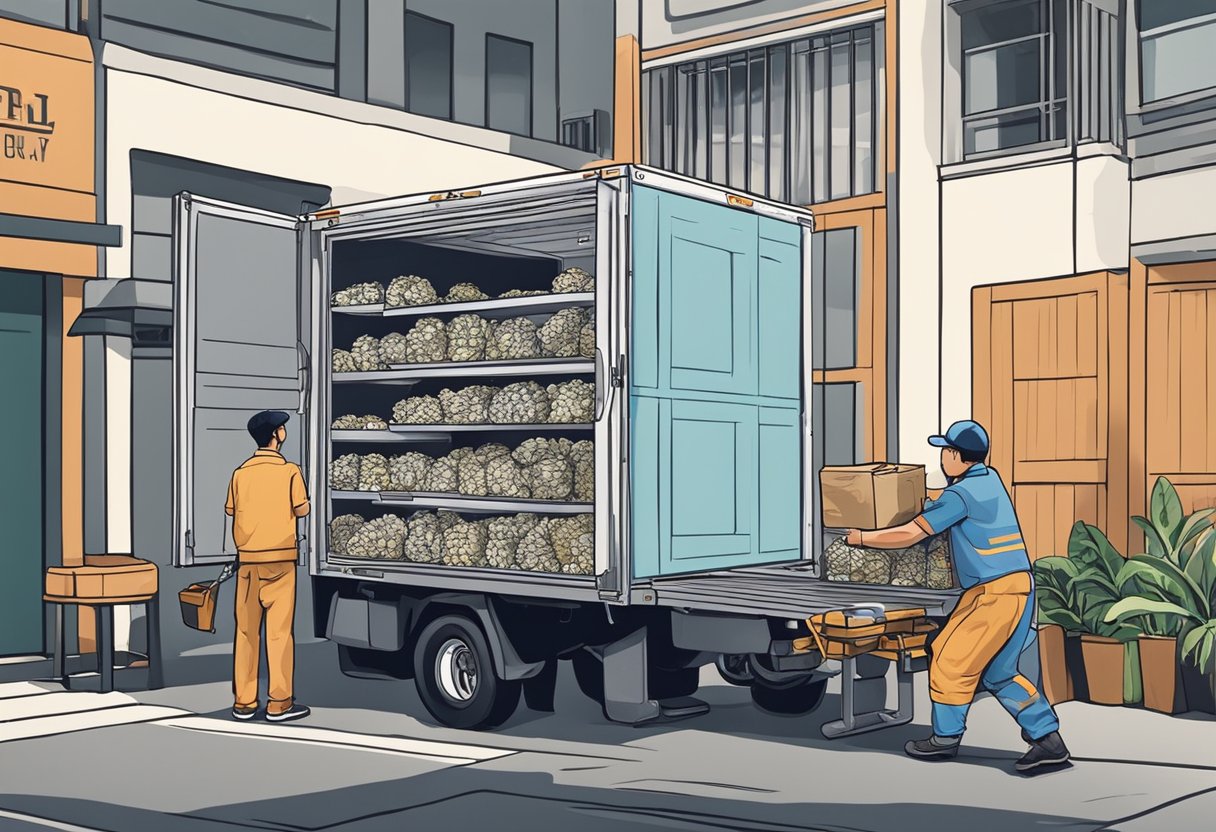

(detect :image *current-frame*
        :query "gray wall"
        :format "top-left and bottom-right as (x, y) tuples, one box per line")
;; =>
(641, 0), (872, 49)
(0, 0), (69, 28)
(368, 0), (560, 141)
(557, 0), (614, 151)
(100, 0), (341, 92)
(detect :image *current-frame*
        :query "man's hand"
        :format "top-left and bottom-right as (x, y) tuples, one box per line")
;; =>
(846, 529), (864, 546)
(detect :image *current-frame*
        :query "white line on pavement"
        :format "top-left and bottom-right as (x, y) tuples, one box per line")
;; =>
(162, 716), (516, 764)
(0, 705), (189, 744)
(0, 682), (61, 701)
(0, 808), (107, 832)
(0, 691), (137, 723)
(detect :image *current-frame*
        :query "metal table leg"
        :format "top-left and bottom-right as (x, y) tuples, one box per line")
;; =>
(52, 604), (66, 682)
(146, 596), (164, 690)
(96, 605), (114, 693)
(821, 653), (918, 739)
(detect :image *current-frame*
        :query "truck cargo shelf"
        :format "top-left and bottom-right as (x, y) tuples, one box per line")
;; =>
(333, 358), (593, 384)
(386, 423), (592, 434)
(331, 489), (592, 514)
(332, 292), (594, 320)
(331, 429), (452, 443)
(321, 558), (599, 602)
(647, 563), (960, 618)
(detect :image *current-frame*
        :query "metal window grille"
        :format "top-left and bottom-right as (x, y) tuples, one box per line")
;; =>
(643, 24), (878, 205)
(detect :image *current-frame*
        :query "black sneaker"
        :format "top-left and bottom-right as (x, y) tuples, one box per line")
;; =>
(231, 706), (257, 721)
(904, 735), (960, 760)
(1015, 731), (1070, 772)
(266, 704), (311, 723)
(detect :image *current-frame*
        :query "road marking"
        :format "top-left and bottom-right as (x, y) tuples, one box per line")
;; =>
(0, 808), (106, 832)
(0, 691), (136, 723)
(162, 716), (516, 764)
(0, 705), (188, 744)
(0, 682), (61, 700)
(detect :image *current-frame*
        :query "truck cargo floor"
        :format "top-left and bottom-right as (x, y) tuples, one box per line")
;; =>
(647, 563), (960, 618)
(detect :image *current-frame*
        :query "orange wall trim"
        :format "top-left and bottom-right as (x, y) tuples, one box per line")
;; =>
(612, 34), (642, 165)
(640, 0), (885, 62)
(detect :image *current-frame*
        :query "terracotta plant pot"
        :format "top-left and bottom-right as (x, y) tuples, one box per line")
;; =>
(1080, 635), (1124, 705)
(1139, 636), (1187, 714)
(1038, 624), (1073, 704)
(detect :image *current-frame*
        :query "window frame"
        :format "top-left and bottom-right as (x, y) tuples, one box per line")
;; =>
(1135, 4), (1216, 109)
(484, 32), (535, 138)
(403, 10), (455, 121)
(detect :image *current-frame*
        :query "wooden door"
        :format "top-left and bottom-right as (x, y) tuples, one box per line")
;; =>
(1146, 281), (1216, 513)
(973, 274), (1126, 559)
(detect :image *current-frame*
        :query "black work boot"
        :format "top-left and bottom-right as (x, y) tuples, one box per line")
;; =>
(1015, 731), (1070, 772)
(904, 735), (961, 760)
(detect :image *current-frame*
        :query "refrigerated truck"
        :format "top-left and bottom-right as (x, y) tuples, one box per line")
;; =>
(171, 165), (959, 734)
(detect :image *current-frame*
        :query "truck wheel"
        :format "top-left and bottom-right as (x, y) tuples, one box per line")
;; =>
(715, 654), (755, 686)
(750, 677), (828, 716)
(413, 615), (520, 730)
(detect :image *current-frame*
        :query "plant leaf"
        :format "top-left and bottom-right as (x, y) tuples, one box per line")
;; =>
(1151, 477), (1185, 547)
(1132, 517), (1169, 560)
(1176, 509), (1216, 566)
(1104, 596), (1199, 625)
(1130, 554), (1209, 619)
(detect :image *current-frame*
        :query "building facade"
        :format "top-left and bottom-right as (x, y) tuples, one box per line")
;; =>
(0, 11), (119, 669)
(636, 0), (1216, 558)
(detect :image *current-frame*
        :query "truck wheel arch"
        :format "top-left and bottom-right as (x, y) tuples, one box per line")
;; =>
(415, 593), (547, 682)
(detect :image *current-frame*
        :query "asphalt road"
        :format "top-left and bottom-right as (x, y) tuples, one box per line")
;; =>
(1, 643), (1214, 832)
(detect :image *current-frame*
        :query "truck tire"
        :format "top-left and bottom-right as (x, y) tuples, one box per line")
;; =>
(750, 677), (828, 716)
(413, 614), (521, 730)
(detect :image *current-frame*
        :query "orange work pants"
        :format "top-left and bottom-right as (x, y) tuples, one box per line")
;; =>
(233, 562), (296, 716)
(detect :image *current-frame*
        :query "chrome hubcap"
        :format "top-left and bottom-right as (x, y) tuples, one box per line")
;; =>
(436, 638), (478, 702)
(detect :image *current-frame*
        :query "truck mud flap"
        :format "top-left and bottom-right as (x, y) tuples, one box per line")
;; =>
(423, 593), (546, 682)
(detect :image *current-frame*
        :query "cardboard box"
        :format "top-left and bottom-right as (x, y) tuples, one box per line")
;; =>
(820, 463), (927, 530)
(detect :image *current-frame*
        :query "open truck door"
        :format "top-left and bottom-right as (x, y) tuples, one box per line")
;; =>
(172, 194), (310, 567)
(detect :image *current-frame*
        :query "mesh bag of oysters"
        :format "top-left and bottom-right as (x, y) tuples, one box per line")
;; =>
(439, 385), (496, 424)
(488, 381), (550, 424)
(377, 332), (409, 366)
(457, 444), (512, 497)
(356, 453), (391, 492)
(485, 317), (541, 361)
(332, 349), (357, 374)
(552, 267), (594, 294)
(443, 282), (488, 304)
(349, 335), (385, 372)
(404, 317), (447, 364)
(329, 454), (361, 491)
(328, 514), (365, 556)
(332, 282), (384, 307)
(388, 452), (433, 492)
(822, 534), (953, 589)
(547, 379), (595, 423)
(538, 308), (589, 358)
(386, 275), (437, 308)
(343, 514), (407, 560)
(391, 394), (443, 425)
(446, 314), (491, 362)
(331, 414), (388, 431)
(551, 514), (594, 575)
(402, 510), (461, 564)
(485, 513), (539, 569)
(440, 517), (491, 567)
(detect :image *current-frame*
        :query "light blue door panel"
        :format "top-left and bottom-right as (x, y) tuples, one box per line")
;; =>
(631, 185), (803, 579)
(759, 237), (801, 400)
(663, 196), (757, 397)
(759, 407), (802, 559)
(669, 400), (756, 563)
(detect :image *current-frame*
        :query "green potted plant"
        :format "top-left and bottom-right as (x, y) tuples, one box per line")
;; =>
(1033, 555), (1082, 704)
(1067, 521), (1143, 706)
(1105, 478), (1216, 714)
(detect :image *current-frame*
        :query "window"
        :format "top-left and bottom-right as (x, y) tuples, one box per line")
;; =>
(486, 34), (534, 136)
(643, 24), (879, 204)
(951, 0), (1122, 160)
(405, 12), (453, 120)
(1138, 0), (1216, 104)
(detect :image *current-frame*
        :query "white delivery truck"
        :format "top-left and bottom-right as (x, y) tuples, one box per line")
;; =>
(171, 166), (959, 734)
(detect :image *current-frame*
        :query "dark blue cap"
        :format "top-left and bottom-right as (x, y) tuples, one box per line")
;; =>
(928, 420), (989, 456)
(247, 410), (290, 445)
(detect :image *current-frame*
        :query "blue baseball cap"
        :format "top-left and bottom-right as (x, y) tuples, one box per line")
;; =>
(928, 420), (989, 457)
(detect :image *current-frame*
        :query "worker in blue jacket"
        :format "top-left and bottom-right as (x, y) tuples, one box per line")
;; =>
(845, 420), (1069, 772)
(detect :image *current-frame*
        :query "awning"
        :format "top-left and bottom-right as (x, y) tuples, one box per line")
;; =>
(68, 278), (172, 343)
(0, 213), (123, 247)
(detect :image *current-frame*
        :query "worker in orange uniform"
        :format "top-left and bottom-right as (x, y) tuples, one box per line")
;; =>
(846, 420), (1069, 773)
(225, 410), (311, 722)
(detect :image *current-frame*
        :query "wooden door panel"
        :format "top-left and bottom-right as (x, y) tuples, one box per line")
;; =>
(976, 276), (1116, 562)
